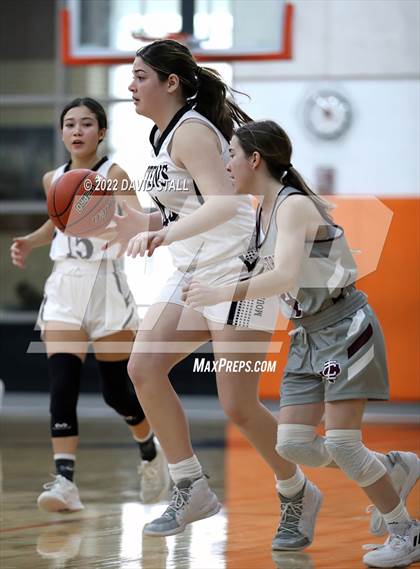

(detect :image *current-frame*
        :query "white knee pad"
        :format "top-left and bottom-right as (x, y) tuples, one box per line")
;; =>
(325, 429), (386, 487)
(276, 424), (332, 467)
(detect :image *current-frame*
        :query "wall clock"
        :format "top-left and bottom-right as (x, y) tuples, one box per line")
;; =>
(304, 90), (353, 140)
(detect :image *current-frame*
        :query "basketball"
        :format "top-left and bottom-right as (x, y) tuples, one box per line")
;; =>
(47, 169), (116, 237)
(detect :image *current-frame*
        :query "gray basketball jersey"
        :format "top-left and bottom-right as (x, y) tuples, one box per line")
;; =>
(254, 186), (358, 320)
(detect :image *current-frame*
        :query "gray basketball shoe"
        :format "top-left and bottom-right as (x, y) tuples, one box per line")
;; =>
(143, 476), (221, 537)
(272, 480), (323, 551)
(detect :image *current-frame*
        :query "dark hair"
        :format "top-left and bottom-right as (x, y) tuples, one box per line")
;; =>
(235, 120), (332, 214)
(60, 97), (107, 130)
(136, 39), (251, 140)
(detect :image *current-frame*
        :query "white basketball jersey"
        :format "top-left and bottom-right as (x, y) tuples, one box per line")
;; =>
(49, 157), (120, 262)
(143, 105), (255, 284)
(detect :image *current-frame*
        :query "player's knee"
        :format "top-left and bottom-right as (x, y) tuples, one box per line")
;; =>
(220, 398), (249, 426)
(127, 355), (155, 387)
(127, 355), (147, 387)
(98, 359), (129, 407)
(325, 429), (386, 487)
(276, 424), (332, 467)
(127, 354), (171, 390)
(48, 353), (82, 437)
(97, 359), (146, 423)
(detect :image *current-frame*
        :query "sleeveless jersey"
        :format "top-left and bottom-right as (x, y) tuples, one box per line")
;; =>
(143, 105), (256, 285)
(254, 186), (358, 320)
(49, 157), (120, 263)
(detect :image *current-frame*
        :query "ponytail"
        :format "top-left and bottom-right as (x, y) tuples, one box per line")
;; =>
(283, 166), (333, 218)
(136, 40), (252, 140)
(193, 66), (252, 139)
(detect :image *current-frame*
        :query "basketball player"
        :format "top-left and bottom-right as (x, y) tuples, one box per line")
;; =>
(183, 120), (420, 568)
(102, 39), (337, 549)
(10, 98), (170, 512)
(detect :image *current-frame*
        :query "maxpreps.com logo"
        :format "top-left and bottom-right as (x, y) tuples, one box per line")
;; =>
(319, 360), (341, 384)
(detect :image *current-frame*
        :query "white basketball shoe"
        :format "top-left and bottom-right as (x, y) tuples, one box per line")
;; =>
(37, 475), (84, 512)
(138, 441), (171, 503)
(363, 519), (420, 568)
(368, 451), (420, 536)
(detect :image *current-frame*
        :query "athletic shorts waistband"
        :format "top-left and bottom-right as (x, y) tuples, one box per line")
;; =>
(52, 258), (124, 275)
(291, 290), (368, 333)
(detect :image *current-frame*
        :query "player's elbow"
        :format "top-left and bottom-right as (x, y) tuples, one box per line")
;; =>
(272, 268), (297, 295)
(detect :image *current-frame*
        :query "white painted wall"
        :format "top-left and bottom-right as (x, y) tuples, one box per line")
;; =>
(233, 0), (420, 196)
(236, 0), (420, 78)
(236, 79), (420, 195)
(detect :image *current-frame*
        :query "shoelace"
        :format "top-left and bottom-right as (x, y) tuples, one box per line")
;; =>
(277, 500), (304, 536)
(161, 485), (191, 519)
(363, 533), (407, 552)
(288, 326), (307, 345)
(42, 474), (63, 491)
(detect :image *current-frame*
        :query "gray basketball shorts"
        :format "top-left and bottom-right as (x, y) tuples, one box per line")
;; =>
(280, 304), (389, 407)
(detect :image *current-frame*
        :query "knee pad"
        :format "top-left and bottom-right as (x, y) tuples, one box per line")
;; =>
(48, 353), (82, 437)
(276, 424), (332, 467)
(325, 430), (386, 487)
(97, 359), (146, 426)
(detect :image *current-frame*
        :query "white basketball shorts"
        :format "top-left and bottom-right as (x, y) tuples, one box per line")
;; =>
(37, 259), (139, 340)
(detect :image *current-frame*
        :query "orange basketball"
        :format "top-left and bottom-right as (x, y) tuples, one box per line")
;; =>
(47, 169), (116, 237)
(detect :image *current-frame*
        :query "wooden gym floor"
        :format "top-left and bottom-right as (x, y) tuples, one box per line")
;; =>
(1, 403), (419, 569)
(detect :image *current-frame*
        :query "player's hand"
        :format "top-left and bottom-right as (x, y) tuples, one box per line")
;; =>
(182, 280), (225, 307)
(126, 228), (168, 258)
(10, 236), (33, 269)
(101, 200), (146, 257)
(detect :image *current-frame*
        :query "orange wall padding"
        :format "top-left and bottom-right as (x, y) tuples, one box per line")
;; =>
(259, 197), (420, 402)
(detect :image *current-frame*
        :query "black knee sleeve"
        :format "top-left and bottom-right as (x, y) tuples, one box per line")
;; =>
(48, 353), (82, 438)
(97, 359), (146, 425)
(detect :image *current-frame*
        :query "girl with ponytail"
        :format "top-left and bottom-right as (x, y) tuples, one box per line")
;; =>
(109, 41), (324, 547)
(183, 120), (420, 568)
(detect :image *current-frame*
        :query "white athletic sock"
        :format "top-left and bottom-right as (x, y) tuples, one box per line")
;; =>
(275, 466), (305, 498)
(53, 453), (76, 461)
(383, 501), (411, 528)
(168, 455), (203, 484)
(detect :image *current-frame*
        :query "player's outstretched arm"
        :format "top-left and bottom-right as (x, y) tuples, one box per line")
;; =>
(11, 171), (58, 269)
(183, 196), (310, 306)
(125, 122), (247, 258)
(109, 163), (163, 230)
(10, 220), (56, 269)
(100, 165), (163, 255)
